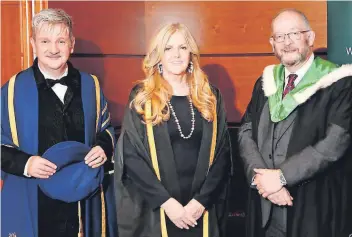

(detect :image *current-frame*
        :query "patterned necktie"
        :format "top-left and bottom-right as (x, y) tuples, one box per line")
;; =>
(282, 74), (298, 98)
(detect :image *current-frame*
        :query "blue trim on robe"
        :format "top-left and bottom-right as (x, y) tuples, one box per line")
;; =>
(1, 68), (39, 237)
(80, 72), (118, 237)
(1, 68), (117, 237)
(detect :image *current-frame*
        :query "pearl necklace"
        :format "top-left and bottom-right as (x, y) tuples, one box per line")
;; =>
(168, 96), (195, 139)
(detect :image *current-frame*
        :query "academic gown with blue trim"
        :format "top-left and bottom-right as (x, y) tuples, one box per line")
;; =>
(1, 65), (117, 237)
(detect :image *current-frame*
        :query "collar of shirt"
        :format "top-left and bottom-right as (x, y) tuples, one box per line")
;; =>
(38, 64), (68, 80)
(38, 64), (69, 103)
(284, 53), (314, 87)
(33, 58), (81, 93)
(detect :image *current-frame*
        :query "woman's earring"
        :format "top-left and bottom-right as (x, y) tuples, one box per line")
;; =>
(187, 61), (194, 74)
(158, 63), (163, 74)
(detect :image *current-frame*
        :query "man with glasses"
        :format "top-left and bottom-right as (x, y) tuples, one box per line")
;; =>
(239, 8), (352, 237)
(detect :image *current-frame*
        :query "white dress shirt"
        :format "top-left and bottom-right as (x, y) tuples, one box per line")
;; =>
(284, 53), (314, 88)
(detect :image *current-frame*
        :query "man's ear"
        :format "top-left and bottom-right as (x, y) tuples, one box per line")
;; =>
(30, 37), (36, 54)
(269, 37), (275, 52)
(307, 31), (315, 47)
(70, 37), (75, 54)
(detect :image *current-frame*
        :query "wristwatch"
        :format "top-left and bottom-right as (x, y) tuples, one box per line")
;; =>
(279, 169), (287, 186)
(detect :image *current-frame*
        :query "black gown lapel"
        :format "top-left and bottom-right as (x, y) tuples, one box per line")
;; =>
(190, 118), (213, 198)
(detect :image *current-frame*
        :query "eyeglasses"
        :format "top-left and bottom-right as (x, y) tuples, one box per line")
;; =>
(271, 30), (310, 43)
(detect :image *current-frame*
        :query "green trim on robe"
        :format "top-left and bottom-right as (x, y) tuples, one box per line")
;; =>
(268, 57), (338, 122)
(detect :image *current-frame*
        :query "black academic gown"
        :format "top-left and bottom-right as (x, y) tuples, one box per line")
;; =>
(240, 71), (352, 237)
(114, 86), (232, 237)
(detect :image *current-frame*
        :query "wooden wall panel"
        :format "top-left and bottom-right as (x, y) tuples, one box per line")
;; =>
(1, 1), (22, 85)
(20, 0), (34, 70)
(50, 1), (327, 55)
(145, 2), (327, 54)
(49, 1), (146, 54)
(1, 0), (48, 85)
(200, 56), (279, 122)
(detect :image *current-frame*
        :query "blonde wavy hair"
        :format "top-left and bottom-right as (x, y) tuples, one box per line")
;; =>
(131, 23), (216, 125)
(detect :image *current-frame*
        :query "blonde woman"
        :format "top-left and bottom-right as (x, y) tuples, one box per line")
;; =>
(115, 23), (232, 237)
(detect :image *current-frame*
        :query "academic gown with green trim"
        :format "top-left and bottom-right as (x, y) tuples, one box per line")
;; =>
(239, 57), (352, 237)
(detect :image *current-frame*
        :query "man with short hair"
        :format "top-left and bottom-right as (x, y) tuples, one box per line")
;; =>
(1, 8), (116, 237)
(239, 9), (352, 237)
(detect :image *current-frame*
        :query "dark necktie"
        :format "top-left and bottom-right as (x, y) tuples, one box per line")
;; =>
(282, 74), (298, 98)
(46, 76), (68, 88)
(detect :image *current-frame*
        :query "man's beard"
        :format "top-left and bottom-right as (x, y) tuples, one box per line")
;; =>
(274, 45), (310, 67)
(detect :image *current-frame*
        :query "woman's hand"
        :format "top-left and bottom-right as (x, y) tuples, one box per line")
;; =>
(184, 199), (205, 221)
(161, 198), (197, 229)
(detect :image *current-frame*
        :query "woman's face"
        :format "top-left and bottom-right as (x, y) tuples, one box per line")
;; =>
(160, 31), (191, 76)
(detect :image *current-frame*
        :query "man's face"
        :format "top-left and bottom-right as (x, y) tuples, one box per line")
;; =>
(30, 23), (75, 74)
(270, 12), (315, 67)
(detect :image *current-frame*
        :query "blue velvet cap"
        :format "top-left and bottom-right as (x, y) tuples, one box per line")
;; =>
(38, 141), (104, 203)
